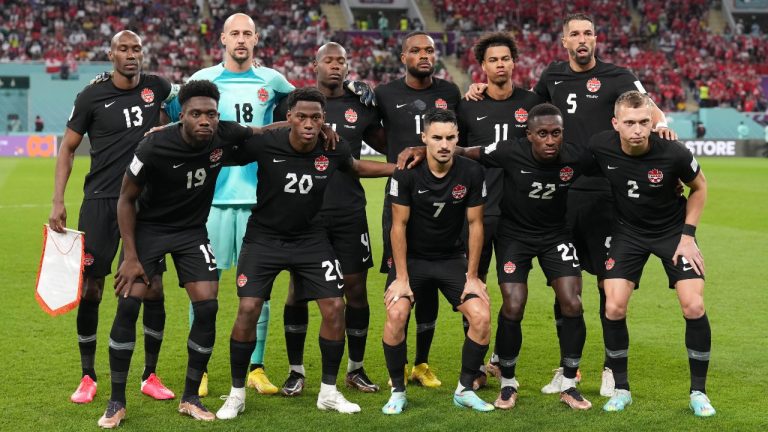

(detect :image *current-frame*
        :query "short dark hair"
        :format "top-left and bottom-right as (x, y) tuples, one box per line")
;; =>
(287, 87), (327, 111)
(563, 13), (594, 32)
(402, 31), (431, 52)
(528, 103), (562, 124)
(614, 90), (651, 115)
(473, 32), (518, 64)
(178, 80), (220, 108)
(423, 108), (457, 129)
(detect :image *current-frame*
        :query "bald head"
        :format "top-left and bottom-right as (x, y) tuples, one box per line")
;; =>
(223, 13), (256, 33)
(220, 13), (258, 70)
(110, 30), (141, 50)
(315, 42), (346, 62)
(108, 30), (143, 81)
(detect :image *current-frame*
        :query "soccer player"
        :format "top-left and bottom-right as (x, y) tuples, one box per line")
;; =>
(592, 91), (714, 416)
(456, 32), (544, 384)
(276, 42), (386, 396)
(215, 88), (394, 419)
(381, 108), (491, 414)
(396, 104), (592, 410)
(97, 80), (260, 427)
(49, 30), (177, 404)
(374, 31), (462, 387)
(468, 14), (677, 395)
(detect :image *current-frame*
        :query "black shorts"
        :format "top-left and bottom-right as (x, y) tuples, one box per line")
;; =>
(236, 235), (344, 302)
(319, 208), (374, 274)
(567, 189), (613, 279)
(385, 256), (474, 311)
(461, 214), (499, 278)
(604, 224), (705, 288)
(380, 194), (393, 273)
(78, 198), (120, 278)
(131, 225), (215, 287)
(495, 232), (582, 285)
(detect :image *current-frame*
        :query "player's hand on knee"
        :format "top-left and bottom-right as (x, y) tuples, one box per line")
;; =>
(384, 280), (413, 310)
(48, 203), (67, 233)
(464, 83), (487, 101)
(462, 277), (489, 305)
(89, 70), (113, 85)
(114, 258), (149, 298)
(673, 236), (705, 276)
(396, 146), (426, 170)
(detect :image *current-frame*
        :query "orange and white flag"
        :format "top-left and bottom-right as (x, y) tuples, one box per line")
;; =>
(35, 224), (84, 316)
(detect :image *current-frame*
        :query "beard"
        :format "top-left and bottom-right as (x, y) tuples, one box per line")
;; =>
(407, 64), (434, 79)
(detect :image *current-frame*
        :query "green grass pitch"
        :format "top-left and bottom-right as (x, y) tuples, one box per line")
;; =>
(0, 156), (766, 431)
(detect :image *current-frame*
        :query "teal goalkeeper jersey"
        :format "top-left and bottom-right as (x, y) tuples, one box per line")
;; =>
(166, 64), (294, 204)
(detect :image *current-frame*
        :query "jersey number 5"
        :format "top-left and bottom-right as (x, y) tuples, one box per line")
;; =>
(566, 93), (577, 114)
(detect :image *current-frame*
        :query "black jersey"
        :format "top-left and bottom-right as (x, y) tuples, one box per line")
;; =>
(233, 129), (354, 240)
(321, 89), (382, 213)
(389, 156), (486, 259)
(479, 137), (588, 238)
(375, 77), (461, 163)
(457, 88), (544, 216)
(534, 59), (643, 190)
(126, 121), (252, 229)
(68, 74), (173, 199)
(589, 131), (700, 235)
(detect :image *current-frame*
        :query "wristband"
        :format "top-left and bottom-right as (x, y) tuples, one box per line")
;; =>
(655, 121), (668, 129)
(682, 224), (696, 237)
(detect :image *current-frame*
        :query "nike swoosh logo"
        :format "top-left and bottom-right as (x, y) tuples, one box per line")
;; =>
(208, 266), (217, 271)
(417, 189), (429, 194)
(104, 101), (116, 108)
(607, 165), (619, 170)
(273, 159), (286, 163)
(520, 170), (532, 174)
(337, 283), (344, 289)
(683, 265), (693, 271)
(396, 103), (408, 108)
(362, 255), (371, 262)
(476, 116), (487, 121)
(554, 81), (563, 85)
(173, 163), (185, 168)
(572, 263), (580, 268)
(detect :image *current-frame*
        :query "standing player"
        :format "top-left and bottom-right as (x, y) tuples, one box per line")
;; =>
(49, 30), (177, 404)
(396, 104), (592, 410)
(381, 108), (491, 414)
(276, 42), (386, 396)
(592, 91), (713, 416)
(98, 80), (258, 427)
(375, 31), (462, 387)
(215, 88), (395, 419)
(456, 32), (543, 384)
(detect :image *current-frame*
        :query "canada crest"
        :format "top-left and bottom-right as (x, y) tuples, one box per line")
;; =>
(344, 108), (358, 123)
(452, 184), (467, 199)
(141, 88), (154, 103)
(586, 78), (601, 93)
(209, 148), (223, 163)
(504, 261), (516, 274)
(315, 155), (329, 171)
(258, 87), (269, 103)
(237, 274), (248, 287)
(605, 258), (615, 270)
(560, 166), (574, 182)
(435, 98), (448, 109)
(648, 168), (663, 184)
(83, 253), (95, 266)
(514, 108), (528, 123)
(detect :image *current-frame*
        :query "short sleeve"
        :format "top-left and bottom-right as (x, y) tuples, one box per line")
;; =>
(156, 76), (173, 102)
(163, 96), (181, 122)
(466, 164), (486, 207)
(674, 141), (700, 183)
(389, 168), (412, 206)
(270, 73), (295, 102)
(126, 138), (152, 185)
(231, 128), (270, 166)
(66, 90), (93, 135)
(478, 139), (510, 168)
(532, 67), (551, 101)
(614, 68), (646, 95)
(335, 139), (354, 172)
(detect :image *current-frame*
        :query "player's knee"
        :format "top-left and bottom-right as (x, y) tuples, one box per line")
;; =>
(343, 278), (368, 308)
(605, 301), (627, 320)
(320, 298), (345, 326)
(681, 302), (705, 320)
(82, 277), (104, 302)
(115, 296), (141, 323)
(466, 304), (490, 335)
(192, 300), (218, 328)
(500, 300), (525, 321)
(559, 295), (583, 317)
(237, 298), (264, 326)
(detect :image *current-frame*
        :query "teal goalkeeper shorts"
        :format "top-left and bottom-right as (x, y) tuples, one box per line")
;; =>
(205, 204), (252, 270)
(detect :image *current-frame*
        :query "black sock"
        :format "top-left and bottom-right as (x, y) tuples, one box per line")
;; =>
(383, 340), (407, 392)
(108, 296), (141, 404)
(604, 317), (630, 391)
(284, 304), (309, 367)
(685, 313), (711, 393)
(319, 337), (344, 385)
(553, 300), (564, 367)
(414, 289), (438, 365)
(460, 337), (489, 390)
(183, 300), (217, 399)
(77, 299), (100, 381)
(496, 314), (521, 379)
(560, 315), (586, 380)
(249, 363), (264, 372)
(230, 338), (256, 388)
(345, 305), (370, 365)
(598, 286), (609, 368)
(142, 298), (165, 381)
